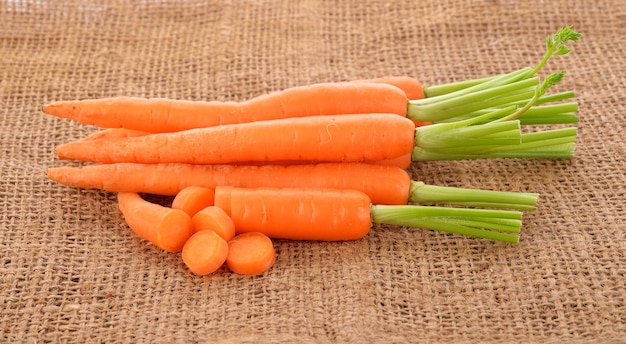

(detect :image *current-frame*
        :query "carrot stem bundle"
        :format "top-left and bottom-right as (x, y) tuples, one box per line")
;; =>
(47, 162), (539, 210)
(42, 27), (581, 133)
(214, 186), (524, 243)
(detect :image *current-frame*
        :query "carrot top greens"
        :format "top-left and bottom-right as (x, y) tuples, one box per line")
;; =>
(410, 26), (582, 125)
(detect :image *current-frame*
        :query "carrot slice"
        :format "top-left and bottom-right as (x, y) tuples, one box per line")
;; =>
(181, 230), (229, 276)
(226, 232), (276, 275)
(191, 206), (236, 241)
(172, 186), (215, 217)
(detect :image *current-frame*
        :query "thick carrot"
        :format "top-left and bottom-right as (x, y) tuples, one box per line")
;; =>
(191, 206), (236, 241)
(71, 129), (413, 169)
(213, 186), (524, 243)
(55, 104), (578, 164)
(117, 192), (195, 252)
(181, 230), (229, 276)
(226, 232), (276, 275)
(42, 82), (408, 133)
(47, 162), (540, 210)
(171, 186), (215, 217)
(55, 114), (416, 164)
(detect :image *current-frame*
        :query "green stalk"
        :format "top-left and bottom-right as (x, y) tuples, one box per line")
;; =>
(407, 77), (539, 122)
(440, 102), (579, 124)
(409, 182), (539, 210)
(412, 127), (577, 160)
(412, 26), (581, 124)
(370, 205), (523, 243)
(421, 27), (581, 98)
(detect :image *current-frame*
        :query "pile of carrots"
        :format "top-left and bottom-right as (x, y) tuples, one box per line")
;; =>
(43, 27), (582, 276)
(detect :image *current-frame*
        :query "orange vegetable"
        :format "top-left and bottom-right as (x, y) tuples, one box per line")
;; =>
(48, 163), (412, 204)
(191, 206), (236, 241)
(42, 82), (409, 133)
(226, 232), (276, 275)
(213, 186), (525, 243)
(181, 230), (229, 276)
(47, 162), (539, 210)
(54, 114), (416, 165)
(214, 186), (372, 241)
(117, 192), (195, 252)
(171, 186), (215, 217)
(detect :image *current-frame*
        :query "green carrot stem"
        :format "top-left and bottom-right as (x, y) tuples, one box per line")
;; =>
(407, 77), (539, 122)
(408, 182), (539, 210)
(370, 205), (523, 243)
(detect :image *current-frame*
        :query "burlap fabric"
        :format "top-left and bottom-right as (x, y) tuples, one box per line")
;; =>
(1, 0), (624, 342)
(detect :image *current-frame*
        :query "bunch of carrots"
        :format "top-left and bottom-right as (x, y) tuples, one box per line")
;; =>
(44, 27), (582, 276)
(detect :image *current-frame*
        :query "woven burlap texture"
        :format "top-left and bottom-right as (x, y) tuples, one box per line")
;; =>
(1, 0), (625, 343)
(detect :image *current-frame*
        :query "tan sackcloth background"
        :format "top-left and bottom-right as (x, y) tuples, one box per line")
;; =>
(1, 0), (625, 342)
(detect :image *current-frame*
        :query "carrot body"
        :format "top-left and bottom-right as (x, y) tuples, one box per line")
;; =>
(214, 186), (372, 241)
(192, 206), (236, 241)
(55, 114), (416, 165)
(181, 230), (229, 276)
(71, 129), (413, 169)
(43, 82), (408, 133)
(117, 192), (195, 252)
(47, 162), (412, 205)
(171, 186), (215, 217)
(226, 232), (276, 275)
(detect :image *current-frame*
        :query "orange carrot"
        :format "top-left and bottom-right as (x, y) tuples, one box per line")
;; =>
(48, 163), (412, 205)
(213, 186), (525, 243)
(47, 162), (540, 210)
(171, 186), (215, 217)
(181, 230), (229, 276)
(214, 186), (372, 241)
(117, 192), (195, 252)
(42, 82), (408, 133)
(226, 232), (276, 275)
(191, 206), (236, 241)
(71, 129), (413, 169)
(55, 114), (416, 164)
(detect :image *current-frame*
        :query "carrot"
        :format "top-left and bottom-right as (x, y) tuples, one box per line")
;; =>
(181, 230), (229, 276)
(213, 186), (524, 243)
(42, 82), (408, 133)
(47, 162), (540, 210)
(191, 206), (236, 241)
(70, 129), (414, 169)
(54, 114), (416, 164)
(171, 186), (215, 217)
(226, 232), (276, 275)
(55, 93), (578, 165)
(42, 27), (581, 133)
(117, 192), (195, 252)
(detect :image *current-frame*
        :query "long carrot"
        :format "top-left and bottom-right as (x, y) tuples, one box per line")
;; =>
(213, 186), (524, 243)
(43, 82), (409, 133)
(42, 27), (581, 133)
(54, 103), (578, 165)
(47, 162), (540, 210)
(117, 192), (195, 252)
(226, 232), (276, 275)
(181, 230), (229, 276)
